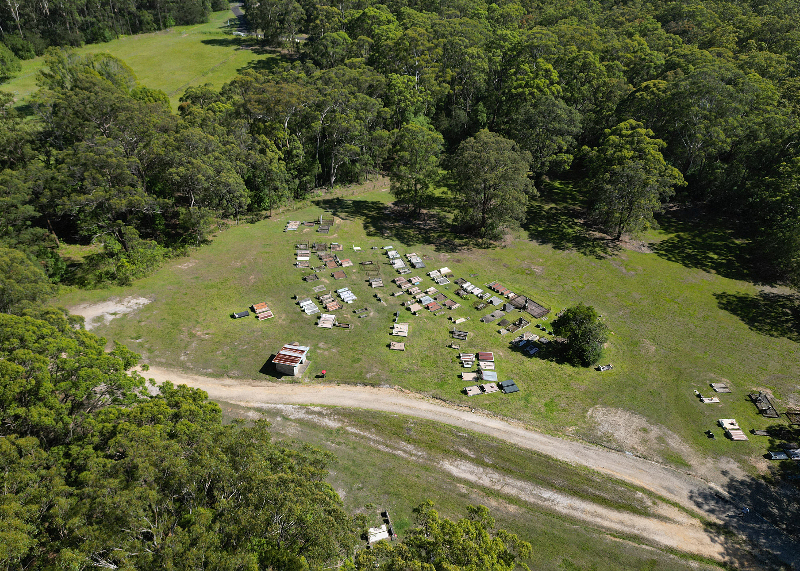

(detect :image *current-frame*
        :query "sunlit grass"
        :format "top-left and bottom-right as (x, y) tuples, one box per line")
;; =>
(0, 7), (272, 110)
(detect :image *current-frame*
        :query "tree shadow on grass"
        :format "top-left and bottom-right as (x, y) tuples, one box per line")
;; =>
(314, 196), (469, 253)
(714, 291), (800, 343)
(650, 207), (752, 281)
(686, 443), (800, 570)
(522, 182), (614, 259)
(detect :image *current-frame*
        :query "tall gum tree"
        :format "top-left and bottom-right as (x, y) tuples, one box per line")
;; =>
(587, 119), (684, 239)
(451, 129), (532, 240)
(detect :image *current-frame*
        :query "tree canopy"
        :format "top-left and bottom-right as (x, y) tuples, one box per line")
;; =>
(4, 0), (800, 285)
(587, 120), (685, 239)
(451, 129), (532, 240)
(0, 310), (356, 570)
(355, 502), (532, 571)
(552, 304), (610, 367)
(389, 120), (444, 216)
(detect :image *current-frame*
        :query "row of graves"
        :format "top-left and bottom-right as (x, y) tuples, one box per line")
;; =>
(460, 351), (519, 396)
(385, 247), (429, 274)
(284, 214), (335, 233)
(296, 242), (353, 275)
(689, 382), (750, 441)
(231, 301), (275, 320)
(696, 383), (800, 458)
(389, 311), (409, 351)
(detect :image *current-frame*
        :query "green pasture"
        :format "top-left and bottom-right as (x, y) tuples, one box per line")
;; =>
(220, 402), (725, 571)
(56, 181), (800, 472)
(0, 6), (272, 110)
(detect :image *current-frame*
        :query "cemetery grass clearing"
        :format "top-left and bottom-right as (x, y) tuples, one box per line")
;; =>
(58, 182), (800, 475)
(220, 402), (726, 571)
(0, 7), (271, 111)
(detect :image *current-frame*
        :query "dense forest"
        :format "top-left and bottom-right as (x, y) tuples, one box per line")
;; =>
(1, 0), (800, 290)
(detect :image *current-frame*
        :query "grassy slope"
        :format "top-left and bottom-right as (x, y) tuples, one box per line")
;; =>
(56, 182), (800, 474)
(222, 402), (724, 571)
(0, 7), (269, 110)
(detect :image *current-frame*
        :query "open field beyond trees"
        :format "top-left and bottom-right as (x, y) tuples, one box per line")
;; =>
(0, 6), (270, 110)
(60, 181), (800, 478)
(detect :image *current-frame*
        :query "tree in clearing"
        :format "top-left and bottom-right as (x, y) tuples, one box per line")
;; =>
(587, 119), (684, 240)
(389, 121), (444, 217)
(552, 303), (609, 367)
(451, 129), (532, 240)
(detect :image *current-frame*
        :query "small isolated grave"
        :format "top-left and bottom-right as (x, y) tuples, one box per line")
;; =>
(462, 371), (479, 382)
(252, 302), (274, 320)
(232, 310), (249, 319)
(313, 284), (327, 293)
(367, 524), (390, 544)
(368, 277), (384, 288)
(719, 418), (748, 441)
(317, 313), (337, 328)
(408, 302), (423, 313)
(389, 341), (405, 351)
(297, 297), (320, 315)
(337, 287), (357, 303)
(304, 273), (319, 282)
(481, 370), (498, 382)
(711, 383), (732, 393)
(481, 383), (500, 394)
(749, 391), (780, 418)
(284, 220), (301, 231)
(499, 380), (519, 394)
(452, 329), (469, 340)
(332, 270), (347, 280)
(464, 385), (482, 396)
(392, 323), (409, 337)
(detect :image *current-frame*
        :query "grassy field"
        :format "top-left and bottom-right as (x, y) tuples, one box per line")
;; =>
(0, 6), (272, 110)
(221, 402), (725, 571)
(56, 179), (800, 477)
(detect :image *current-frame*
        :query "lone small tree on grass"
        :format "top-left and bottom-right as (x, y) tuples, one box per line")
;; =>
(552, 303), (609, 367)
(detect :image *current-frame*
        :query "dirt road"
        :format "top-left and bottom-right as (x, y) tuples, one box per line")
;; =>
(143, 366), (799, 569)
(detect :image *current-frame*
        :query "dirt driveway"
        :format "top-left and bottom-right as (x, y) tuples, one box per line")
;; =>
(143, 366), (799, 569)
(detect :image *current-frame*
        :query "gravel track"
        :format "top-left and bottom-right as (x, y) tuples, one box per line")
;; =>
(143, 366), (799, 569)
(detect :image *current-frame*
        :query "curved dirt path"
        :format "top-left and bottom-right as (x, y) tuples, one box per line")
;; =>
(143, 366), (798, 569)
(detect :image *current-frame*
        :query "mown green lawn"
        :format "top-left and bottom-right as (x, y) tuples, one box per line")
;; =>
(56, 181), (800, 473)
(0, 6), (273, 110)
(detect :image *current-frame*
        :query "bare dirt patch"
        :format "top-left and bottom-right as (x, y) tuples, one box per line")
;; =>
(619, 238), (653, 253)
(69, 297), (152, 330)
(587, 406), (747, 483)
